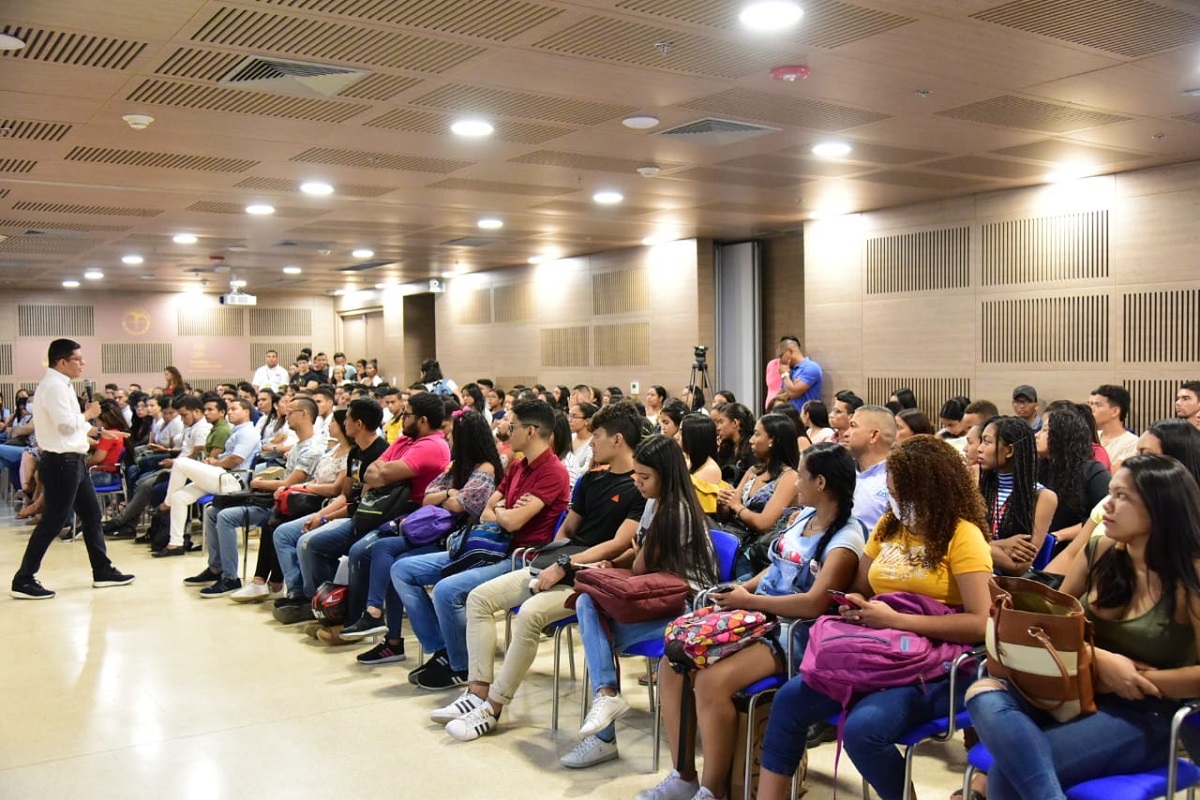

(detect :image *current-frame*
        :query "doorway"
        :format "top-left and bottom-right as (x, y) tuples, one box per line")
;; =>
(402, 293), (437, 386)
(340, 309), (386, 377)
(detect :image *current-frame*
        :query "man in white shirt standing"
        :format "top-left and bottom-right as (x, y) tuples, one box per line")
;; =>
(11, 339), (134, 599)
(251, 349), (290, 393)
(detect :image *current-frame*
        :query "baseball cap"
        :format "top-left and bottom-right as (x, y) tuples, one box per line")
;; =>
(1012, 385), (1038, 402)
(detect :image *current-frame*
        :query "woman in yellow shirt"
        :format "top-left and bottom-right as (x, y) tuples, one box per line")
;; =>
(757, 435), (993, 800)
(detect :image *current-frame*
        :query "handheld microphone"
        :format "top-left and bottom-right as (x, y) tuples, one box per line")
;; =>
(84, 379), (94, 402)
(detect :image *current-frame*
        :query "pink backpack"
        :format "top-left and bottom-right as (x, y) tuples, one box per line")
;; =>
(801, 592), (971, 706)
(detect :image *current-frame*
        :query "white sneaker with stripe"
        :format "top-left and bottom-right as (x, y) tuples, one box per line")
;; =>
(431, 689), (488, 724)
(445, 704), (498, 741)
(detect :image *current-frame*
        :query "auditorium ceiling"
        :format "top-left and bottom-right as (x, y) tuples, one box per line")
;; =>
(2, 0), (1200, 293)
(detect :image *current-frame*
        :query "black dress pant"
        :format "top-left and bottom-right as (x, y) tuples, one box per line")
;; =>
(15, 452), (112, 581)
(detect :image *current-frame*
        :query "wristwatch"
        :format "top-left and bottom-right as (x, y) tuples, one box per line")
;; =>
(555, 554), (574, 573)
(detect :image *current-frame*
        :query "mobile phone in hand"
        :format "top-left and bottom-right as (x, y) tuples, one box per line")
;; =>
(827, 589), (849, 605)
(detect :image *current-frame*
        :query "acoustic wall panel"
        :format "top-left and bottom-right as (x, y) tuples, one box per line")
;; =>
(18, 304), (95, 337)
(981, 295), (1108, 363)
(981, 211), (1107, 286)
(865, 227), (970, 294)
(865, 376), (972, 421)
(1123, 289), (1200, 363)
(101, 343), (173, 374)
(540, 326), (590, 367)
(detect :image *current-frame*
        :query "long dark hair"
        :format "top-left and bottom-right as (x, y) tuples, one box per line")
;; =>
(461, 383), (486, 411)
(554, 385), (571, 410)
(98, 400), (130, 433)
(1145, 418), (1200, 483)
(164, 365), (184, 391)
(450, 409), (503, 489)
(634, 434), (718, 585)
(979, 417), (1039, 540)
(756, 412), (801, 480)
(679, 413), (719, 475)
(259, 389), (279, 424)
(897, 408), (935, 436)
(659, 398), (688, 431)
(685, 384), (706, 412)
(550, 411), (571, 460)
(420, 358), (444, 382)
(802, 400), (831, 429)
(1039, 406), (1096, 516)
(1091, 454), (1200, 618)
(800, 443), (857, 560)
(715, 402), (755, 472)
(892, 388), (918, 410)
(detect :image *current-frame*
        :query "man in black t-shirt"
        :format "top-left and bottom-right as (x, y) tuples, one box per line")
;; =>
(425, 403), (646, 755)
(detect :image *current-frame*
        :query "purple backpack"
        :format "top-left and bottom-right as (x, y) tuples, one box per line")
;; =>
(801, 592), (971, 706)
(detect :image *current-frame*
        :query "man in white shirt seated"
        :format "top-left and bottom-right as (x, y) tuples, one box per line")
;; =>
(251, 349), (290, 393)
(1089, 384), (1138, 471)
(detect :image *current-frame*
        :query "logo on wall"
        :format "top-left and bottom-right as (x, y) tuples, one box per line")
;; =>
(122, 308), (151, 336)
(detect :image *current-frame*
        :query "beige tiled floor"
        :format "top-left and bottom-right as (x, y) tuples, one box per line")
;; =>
(1, 505), (969, 799)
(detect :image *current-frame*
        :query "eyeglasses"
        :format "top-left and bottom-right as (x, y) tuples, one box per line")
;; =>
(568, 414), (587, 420)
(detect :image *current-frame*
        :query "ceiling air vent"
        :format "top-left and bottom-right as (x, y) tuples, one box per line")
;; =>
(653, 117), (781, 146)
(23, 228), (87, 238)
(440, 237), (492, 247)
(274, 240), (337, 250)
(337, 259), (393, 272)
(220, 56), (371, 97)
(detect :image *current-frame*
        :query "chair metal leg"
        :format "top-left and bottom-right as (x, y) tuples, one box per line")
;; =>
(567, 625), (576, 680)
(648, 656), (660, 772)
(580, 665), (590, 729)
(962, 764), (977, 800)
(552, 624), (565, 731)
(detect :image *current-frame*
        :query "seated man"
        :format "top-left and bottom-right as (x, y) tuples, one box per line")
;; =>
(434, 402), (645, 758)
(155, 397), (258, 557)
(184, 397), (325, 597)
(271, 395), (445, 624)
(392, 399), (570, 690)
(103, 395), (210, 538)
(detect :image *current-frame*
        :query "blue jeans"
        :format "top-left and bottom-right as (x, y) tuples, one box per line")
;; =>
(299, 517), (358, 595)
(760, 673), (964, 800)
(967, 684), (1179, 800)
(274, 513), (317, 597)
(204, 503), (272, 580)
(361, 535), (437, 636)
(391, 553), (514, 672)
(575, 592), (676, 743)
(90, 470), (119, 487)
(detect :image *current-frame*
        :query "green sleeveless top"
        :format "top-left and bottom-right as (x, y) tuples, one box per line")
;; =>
(1082, 538), (1196, 670)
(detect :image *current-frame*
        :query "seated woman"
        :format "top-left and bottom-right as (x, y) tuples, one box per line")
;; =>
(644, 385), (667, 429)
(801, 400), (835, 445)
(896, 408), (935, 442)
(1037, 406), (1110, 550)
(642, 443), (865, 800)
(562, 402), (597, 489)
(756, 435), (993, 800)
(1045, 417), (1200, 575)
(658, 399), (690, 442)
(716, 413), (800, 577)
(978, 417), (1058, 575)
(679, 413), (725, 514)
(344, 410), (502, 663)
(571, 434), (719, 766)
(88, 401), (129, 488)
(713, 402), (757, 485)
(966, 454), (1200, 799)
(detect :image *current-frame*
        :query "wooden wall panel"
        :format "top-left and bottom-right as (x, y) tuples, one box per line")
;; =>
(759, 235), (804, 362)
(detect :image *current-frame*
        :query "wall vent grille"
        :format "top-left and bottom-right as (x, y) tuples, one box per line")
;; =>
(541, 327), (591, 367)
(453, 288), (492, 325)
(592, 270), (649, 314)
(0, 344), (11, 375)
(593, 322), (650, 366)
(250, 307), (312, 337)
(101, 343), (173, 374)
(866, 227), (970, 294)
(982, 295), (1109, 363)
(177, 307), (246, 337)
(493, 283), (536, 323)
(18, 304), (95, 337)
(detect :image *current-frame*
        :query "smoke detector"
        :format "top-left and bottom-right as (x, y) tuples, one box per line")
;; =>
(637, 165), (661, 178)
(770, 65), (809, 82)
(122, 114), (155, 130)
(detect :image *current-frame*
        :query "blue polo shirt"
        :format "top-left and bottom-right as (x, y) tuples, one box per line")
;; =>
(853, 459), (889, 534)
(220, 421), (261, 467)
(788, 357), (824, 412)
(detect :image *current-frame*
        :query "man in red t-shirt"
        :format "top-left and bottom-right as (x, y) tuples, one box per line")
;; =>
(392, 398), (570, 689)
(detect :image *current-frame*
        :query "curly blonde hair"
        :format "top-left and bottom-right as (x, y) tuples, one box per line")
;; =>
(875, 434), (988, 569)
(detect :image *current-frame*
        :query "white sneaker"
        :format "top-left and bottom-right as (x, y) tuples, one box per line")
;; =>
(268, 585), (286, 599)
(691, 788), (720, 800)
(560, 735), (618, 769)
(633, 770), (700, 800)
(579, 692), (630, 737)
(229, 582), (270, 603)
(444, 704), (497, 741)
(431, 689), (488, 724)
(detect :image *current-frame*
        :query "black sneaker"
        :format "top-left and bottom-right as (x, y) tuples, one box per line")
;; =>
(273, 602), (314, 625)
(102, 519), (122, 534)
(183, 568), (221, 585)
(806, 721), (838, 747)
(11, 578), (55, 600)
(107, 525), (137, 540)
(93, 567), (135, 588)
(273, 594), (305, 609)
(414, 654), (467, 691)
(357, 639), (406, 666)
(408, 649), (448, 685)
(340, 613), (389, 641)
(199, 577), (242, 598)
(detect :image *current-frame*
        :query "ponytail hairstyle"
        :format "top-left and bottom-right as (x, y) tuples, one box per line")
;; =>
(799, 442), (857, 561)
(979, 416), (1039, 540)
(1091, 454), (1200, 618)
(634, 434), (718, 586)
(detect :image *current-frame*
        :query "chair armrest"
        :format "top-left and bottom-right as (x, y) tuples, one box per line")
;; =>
(1169, 700), (1200, 796)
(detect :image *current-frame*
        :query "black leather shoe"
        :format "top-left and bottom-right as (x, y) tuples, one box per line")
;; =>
(152, 545), (186, 558)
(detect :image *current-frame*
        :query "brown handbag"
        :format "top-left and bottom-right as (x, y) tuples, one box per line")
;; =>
(985, 575), (1097, 722)
(567, 568), (691, 623)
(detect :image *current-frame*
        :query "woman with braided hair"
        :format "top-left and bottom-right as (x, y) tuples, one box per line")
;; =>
(978, 416), (1059, 575)
(1036, 406), (1111, 550)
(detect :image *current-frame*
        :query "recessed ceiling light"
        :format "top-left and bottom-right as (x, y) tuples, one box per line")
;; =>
(352, 248), (375, 259)
(529, 255), (550, 264)
(0, 34), (26, 51)
(450, 119), (494, 137)
(283, 266), (302, 275)
(122, 254), (144, 265)
(245, 203), (275, 215)
(62, 279), (80, 288)
(300, 181), (334, 196)
(84, 270), (104, 280)
(593, 190), (624, 205)
(230, 279), (247, 289)
(173, 233), (198, 245)
(812, 141), (852, 158)
(739, 1), (803, 31)
(622, 115), (660, 129)
(478, 218), (503, 230)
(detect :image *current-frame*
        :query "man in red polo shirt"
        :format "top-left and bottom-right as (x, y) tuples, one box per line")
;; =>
(390, 399), (570, 689)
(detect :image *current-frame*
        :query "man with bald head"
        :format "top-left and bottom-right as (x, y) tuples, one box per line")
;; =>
(842, 405), (896, 531)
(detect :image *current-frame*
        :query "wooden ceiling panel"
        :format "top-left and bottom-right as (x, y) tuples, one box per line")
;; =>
(252, 0), (563, 41)
(680, 89), (890, 131)
(1030, 64), (1200, 120)
(971, 0), (1200, 59)
(12, 201), (164, 217)
(154, 46), (242, 80)
(233, 176), (397, 197)
(64, 146), (259, 173)
(0, 119), (72, 142)
(424, 178), (577, 197)
(185, 200), (321, 217)
(365, 108), (571, 144)
(508, 150), (686, 173)
(336, 72), (422, 101)
(410, 83), (634, 125)
(717, 154), (868, 178)
(922, 156), (1050, 180)
(191, 6), (488, 72)
(936, 95), (1130, 134)
(662, 167), (802, 189)
(126, 78), (371, 123)
(289, 147), (474, 173)
(856, 169), (998, 191)
(992, 139), (1152, 165)
(0, 24), (146, 69)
